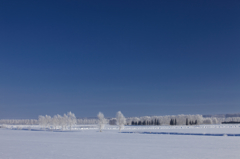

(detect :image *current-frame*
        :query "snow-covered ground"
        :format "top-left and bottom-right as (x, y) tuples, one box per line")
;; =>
(0, 125), (240, 159)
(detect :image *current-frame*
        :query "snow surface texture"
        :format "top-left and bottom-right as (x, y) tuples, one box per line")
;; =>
(0, 125), (240, 159)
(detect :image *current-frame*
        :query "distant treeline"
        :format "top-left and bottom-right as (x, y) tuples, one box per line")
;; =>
(124, 115), (209, 126)
(0, 118), (103, 125)
(0, 119), (38, 125)
(129, 118), (198, 126)
(1, 114), (240, 126)
(203, 113), (240, 118)
(116, 115), (240, 126)
(222, 121), (240, 124)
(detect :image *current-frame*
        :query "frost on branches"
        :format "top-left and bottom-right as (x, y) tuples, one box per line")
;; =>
(116, 111), (126, 132)
(38, 112), (77, 130)
(97, 112), (106, 132)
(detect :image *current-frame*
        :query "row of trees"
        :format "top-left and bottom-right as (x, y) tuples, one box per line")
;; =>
(77, 119), (99, 125)
(1, 115), (240, 127)
(170, 119), (177, 125)
(38, 112), (77, 130)
(125, 114), (223, 126)
(97, 111), (126, 132)
(131, 119), (161, 125)
(0, 119), (38, 125)
(186, 118), (198, 125)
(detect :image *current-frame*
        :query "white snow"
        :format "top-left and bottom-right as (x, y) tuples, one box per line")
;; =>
(0, 125), (240, 159)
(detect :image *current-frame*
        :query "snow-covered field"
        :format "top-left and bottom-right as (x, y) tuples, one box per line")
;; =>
(1, 125), (240, 159)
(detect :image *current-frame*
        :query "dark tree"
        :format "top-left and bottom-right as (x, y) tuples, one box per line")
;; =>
(143, 121), (146, 125)
(170, 119), (173, 125)
(175, 119), (177, 125)
(157, 120), (160, 125)
(186, 118), (188, 125)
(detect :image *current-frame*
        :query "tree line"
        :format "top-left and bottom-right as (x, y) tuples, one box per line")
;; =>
(125, 114), (225, 126)
(38, 112), (77, 130)
(1, 114), (240, 126)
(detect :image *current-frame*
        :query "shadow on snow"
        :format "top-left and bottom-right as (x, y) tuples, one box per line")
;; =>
(121, 132), (240, 137)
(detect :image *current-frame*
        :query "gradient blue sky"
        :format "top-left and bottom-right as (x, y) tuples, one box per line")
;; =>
(1, 0), (240, 119)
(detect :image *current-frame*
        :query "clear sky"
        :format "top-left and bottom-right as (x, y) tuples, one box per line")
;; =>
(1, 0), (240, 119)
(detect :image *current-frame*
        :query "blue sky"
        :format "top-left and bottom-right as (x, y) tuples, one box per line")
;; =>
(0, 0), (240, 119)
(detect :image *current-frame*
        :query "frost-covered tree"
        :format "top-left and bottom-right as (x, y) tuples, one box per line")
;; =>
(45, 115), (52, 129)
(63, 114), (69, 130)
(52, 115), (59, 130)
(202, 118), (213, 124)
(59, 114), (67, 130)
(56, 115), (64, 130)
(211, 117), (218, 124)
(97, 112), (106, 132)
(38, 115), (45, 129)
(67, 111), (77, 130)
(116, 111), (126, 132)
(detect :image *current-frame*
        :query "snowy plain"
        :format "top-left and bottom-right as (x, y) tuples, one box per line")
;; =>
(0, 124), (240, 159)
